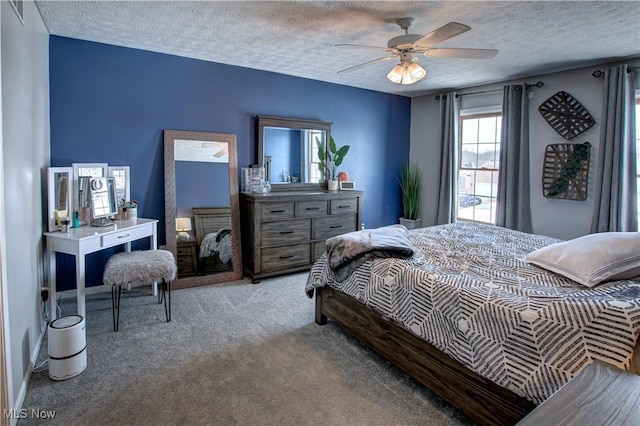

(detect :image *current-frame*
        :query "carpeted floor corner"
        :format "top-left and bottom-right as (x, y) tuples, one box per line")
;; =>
(19, 273), (473, 425)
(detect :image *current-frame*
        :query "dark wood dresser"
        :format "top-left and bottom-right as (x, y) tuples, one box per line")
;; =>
(240, 190), (363, 283)
(176, 241), (198, 278)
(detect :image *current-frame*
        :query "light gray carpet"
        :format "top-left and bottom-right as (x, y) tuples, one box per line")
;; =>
(20, 273), (473, 425)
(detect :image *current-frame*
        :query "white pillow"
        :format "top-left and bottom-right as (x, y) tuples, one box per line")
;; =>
(525, 232), (640, 287)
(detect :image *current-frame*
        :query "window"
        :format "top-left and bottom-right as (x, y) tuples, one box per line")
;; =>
(458, 113), (502, 224)
(307, 129), (324, 183)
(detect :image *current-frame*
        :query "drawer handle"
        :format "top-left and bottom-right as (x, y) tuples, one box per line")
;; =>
(280, 230), (295, 234)
(280, 255), (294, 259)
(337, 205), (352, 209)
(305, 207), (320, 210)
(117, 234), (131, 239)
(270, 209), (286, 213)
(330, 225), (343, 229)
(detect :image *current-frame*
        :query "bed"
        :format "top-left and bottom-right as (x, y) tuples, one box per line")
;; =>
(305, 222), (640, 425)
(192, 207), (233, 274)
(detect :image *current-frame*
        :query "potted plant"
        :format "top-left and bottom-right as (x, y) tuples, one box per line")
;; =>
(399, 162), (423, 229)
(316, 136), (350, 190)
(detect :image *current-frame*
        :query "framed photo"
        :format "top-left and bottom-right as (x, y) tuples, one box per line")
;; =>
(72, 163), (108, 212)
(47, 167), (73, 232)
(9, 0), (24, 25)
(108, 166), (130, 205)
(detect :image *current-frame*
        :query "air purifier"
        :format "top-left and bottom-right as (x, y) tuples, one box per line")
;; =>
(48, 315), (87, 380)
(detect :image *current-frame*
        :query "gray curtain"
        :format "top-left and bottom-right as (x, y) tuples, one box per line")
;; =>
(496, 85), (533, 233)
(435, 91), (459, 225)
(591, 65), (638, 232)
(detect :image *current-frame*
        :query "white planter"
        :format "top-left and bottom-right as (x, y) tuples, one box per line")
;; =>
(328, 180), (339, 191)
(399, 217), (422, 230)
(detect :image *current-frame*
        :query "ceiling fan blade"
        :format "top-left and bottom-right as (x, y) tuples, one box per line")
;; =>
(213, 147), (228, 158)
(424, 48), (498, 59)
(336, 43), (394, 52)
(413, 22), (471, 48)
(337, 55), (397, 73)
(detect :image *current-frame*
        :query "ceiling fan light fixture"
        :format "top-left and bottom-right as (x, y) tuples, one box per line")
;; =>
(387, 60), (426, 85)
(407, 61), (426, 80)
(386, 64), (404, 84)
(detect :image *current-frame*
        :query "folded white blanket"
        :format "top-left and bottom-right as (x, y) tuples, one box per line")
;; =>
(326, 224), (415, 281)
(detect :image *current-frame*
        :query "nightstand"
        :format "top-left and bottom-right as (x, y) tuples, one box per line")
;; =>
(176, 241), (198, 278)
(517, 360), (640, 425)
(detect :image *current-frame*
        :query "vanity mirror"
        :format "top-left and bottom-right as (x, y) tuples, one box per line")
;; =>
(47, 167), (73, 232)
(164, 130), (242, 288)
(257, 115), (332, 190)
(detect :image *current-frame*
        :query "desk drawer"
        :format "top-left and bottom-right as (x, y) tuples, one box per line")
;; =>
(261, 202), (294, 221)
(313, 214), (357, 240)
(330, 198), (358, 214)
(261, 244), (310, 271)
(101, 226), (150, 247)
(261, 219), (310, 246)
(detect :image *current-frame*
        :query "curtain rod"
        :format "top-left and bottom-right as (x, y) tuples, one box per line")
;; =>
(434, 81), (544, 100)
(592, 65), (640, 77)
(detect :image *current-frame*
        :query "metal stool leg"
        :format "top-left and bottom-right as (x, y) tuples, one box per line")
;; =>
(112, 284), (122, 332)
(163, 280), (171, 322)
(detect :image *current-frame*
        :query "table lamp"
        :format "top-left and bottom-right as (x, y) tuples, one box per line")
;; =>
(176, 217), (192, 243)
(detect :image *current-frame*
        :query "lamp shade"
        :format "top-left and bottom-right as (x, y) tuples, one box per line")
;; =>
(176, 217), (192, 243)
(176, 217), (192, 232)
(386, 60), (426, 85)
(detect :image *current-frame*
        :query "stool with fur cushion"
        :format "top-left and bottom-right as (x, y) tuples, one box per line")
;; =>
(103, 249), (177, 331)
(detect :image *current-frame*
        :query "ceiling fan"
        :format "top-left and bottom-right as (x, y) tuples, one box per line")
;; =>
(201, 142), (229, 159)
(337, 18), (498, 85)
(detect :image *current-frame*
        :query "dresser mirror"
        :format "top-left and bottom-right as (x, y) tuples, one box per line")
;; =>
(257, 115), (332, 190)
(164, 130), (242, 289)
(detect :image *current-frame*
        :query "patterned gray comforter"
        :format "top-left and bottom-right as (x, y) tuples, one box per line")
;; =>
(305, 222), (640, 404)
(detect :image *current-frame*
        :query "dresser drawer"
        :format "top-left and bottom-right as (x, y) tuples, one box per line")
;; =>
(261, 244), (311, 271)
(296, 200), (328, 217)
(313, 214), (357, 240)
(261, 219), (310, 246)
(330, 198), (359, 214)
(312, 242), (326, 261)
(101, 226), (150, 247)
(261, 202), (294, 221)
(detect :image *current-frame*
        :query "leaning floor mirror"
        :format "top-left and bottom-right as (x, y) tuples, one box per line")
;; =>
(164, 129), (242, 289)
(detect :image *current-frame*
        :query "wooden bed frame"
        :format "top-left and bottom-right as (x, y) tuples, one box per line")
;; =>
(192, 207), (233, 274)
(315, 286), (536, 425)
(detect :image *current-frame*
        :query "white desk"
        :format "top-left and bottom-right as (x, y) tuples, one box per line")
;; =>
(44, 218), (158, 320)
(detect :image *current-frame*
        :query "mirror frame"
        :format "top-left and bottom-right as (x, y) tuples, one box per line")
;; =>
(108, 165), (131, 205)
(257, 115), (332, 191)
(72, 163), (108, 213)
(164, 129), (242, 289)
(47, 167), (73, 232)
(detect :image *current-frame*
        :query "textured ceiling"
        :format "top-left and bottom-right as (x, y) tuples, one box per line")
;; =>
(36, 1), (640, 97)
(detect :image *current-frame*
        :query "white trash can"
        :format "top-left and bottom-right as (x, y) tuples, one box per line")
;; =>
(48, 315), (87, 380)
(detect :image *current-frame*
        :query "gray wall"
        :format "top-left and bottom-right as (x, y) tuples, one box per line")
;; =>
(1, 0), (50, 411)
(411, 59), (640, 240)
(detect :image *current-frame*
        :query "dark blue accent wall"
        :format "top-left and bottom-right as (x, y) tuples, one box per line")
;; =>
(49, 36), (411, 286)
(175, 161), (230, 217)
(264, 127), (302, 183)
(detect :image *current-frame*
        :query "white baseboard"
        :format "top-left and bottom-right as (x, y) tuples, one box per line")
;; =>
(11, 321), (47, 426)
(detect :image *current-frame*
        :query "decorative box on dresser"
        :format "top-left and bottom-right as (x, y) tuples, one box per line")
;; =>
(240, 190), (363, 283)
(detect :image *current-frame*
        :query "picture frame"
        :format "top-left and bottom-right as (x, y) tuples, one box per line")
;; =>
(72, 163), (108, 212)
(108, 166), (131, 205)
(47, 167), (73, 232)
